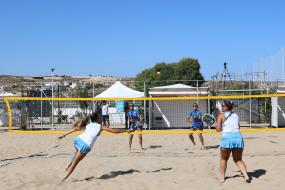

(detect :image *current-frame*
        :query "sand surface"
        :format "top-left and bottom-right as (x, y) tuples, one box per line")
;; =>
(0, 130), (284, 190)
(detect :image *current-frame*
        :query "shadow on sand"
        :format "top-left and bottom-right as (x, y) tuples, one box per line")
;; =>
(73, 167), (173, 182)
(148, 145), (162, 149)
(204, 145), (219, 149)
(226, 169), (267, 180)
(97, 169), (141, 180)
(1, 152), (48, 162)
(73, 169), (141, 182)
(248, 169), (267, 178)
(147, 167), (172, 173)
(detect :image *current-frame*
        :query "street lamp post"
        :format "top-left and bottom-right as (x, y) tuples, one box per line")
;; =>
(51, 68), (55, 129)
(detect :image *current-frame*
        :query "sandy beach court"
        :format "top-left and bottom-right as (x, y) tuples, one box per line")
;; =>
(0, 130), (284, 190)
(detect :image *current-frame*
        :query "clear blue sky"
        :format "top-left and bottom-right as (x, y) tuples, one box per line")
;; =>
(0, 0), (284, 80)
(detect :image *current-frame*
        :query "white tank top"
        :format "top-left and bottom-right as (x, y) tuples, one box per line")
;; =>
(222, 112), (240, 134)
(101, 105), (109, 115)
(78, 122), (101, 148)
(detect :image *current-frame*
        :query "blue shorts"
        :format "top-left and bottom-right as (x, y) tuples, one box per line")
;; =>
(192, 121), (203, 130)
(129, 121), (143, 131)
(220, 132), (244, 149)
(74, 136), (91, 154)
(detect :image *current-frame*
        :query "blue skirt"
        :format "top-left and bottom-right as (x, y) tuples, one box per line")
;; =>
(74, 136), (91, 154)
(220, 132), (244, 149)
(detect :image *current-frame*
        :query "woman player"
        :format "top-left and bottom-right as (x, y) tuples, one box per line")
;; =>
(216, 100), (250, 183)
(58, 112), (130, 181)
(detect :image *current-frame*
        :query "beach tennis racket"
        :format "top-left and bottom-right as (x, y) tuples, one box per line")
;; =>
(202, 113), (216, 127)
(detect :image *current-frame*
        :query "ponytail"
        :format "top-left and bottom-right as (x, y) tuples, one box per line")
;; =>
(81, 115), (91, 126)
(72, 115), (90, 129)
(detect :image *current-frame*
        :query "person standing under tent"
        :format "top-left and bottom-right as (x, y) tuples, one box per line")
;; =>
(216, 100), (250, 183)
(128, 103), (143, 151)
(187, 103), (205, 149)
(58, 112), (130, 181)
(101, 100), (110, 128)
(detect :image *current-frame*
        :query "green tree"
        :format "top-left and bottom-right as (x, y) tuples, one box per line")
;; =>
(174, 58), (204, 86)
(75, 88), (91, 117)
(134, 58), (204, 91)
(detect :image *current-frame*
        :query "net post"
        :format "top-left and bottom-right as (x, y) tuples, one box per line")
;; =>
(4, 97), (12, 131)
(144, 81), (147, 129)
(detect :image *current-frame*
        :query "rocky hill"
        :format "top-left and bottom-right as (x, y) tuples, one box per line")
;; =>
(0, 75), (134, 96)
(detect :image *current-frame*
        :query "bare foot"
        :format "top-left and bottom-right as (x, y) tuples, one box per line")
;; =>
(57, 180), (65, 185)
(61, 178), (66, 183)
(241, 172), (251, 183)
(219, 177), (225, 183)
(244, 176), (251, 183)
(245, 178), (251, 183)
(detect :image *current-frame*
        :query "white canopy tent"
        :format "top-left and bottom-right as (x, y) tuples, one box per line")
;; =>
(96, 81), (144, 98)
(149, 83), (208, 96)
(95, 81), (144, 127)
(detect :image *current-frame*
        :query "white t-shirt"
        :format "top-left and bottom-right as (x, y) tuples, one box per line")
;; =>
(222, 112), (240, 134)
(101, 105), (109, 115)
(78, 122), (101, 148)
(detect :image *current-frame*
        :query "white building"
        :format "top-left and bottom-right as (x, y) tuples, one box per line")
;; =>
(149, 84), (209, 128)
(271, 86), (285, 127)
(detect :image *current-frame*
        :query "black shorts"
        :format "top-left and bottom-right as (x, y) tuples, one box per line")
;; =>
(102, 115), (109, 123)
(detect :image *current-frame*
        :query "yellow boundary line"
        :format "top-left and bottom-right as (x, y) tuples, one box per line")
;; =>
(9, 128), (285, 135)
(5, 93), (285, 101)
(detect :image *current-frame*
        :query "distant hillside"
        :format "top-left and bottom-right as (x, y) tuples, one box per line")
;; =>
(0, 75), (133, 94)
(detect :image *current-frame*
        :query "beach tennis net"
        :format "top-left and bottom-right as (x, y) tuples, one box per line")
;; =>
(2, 94), (284, 132)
